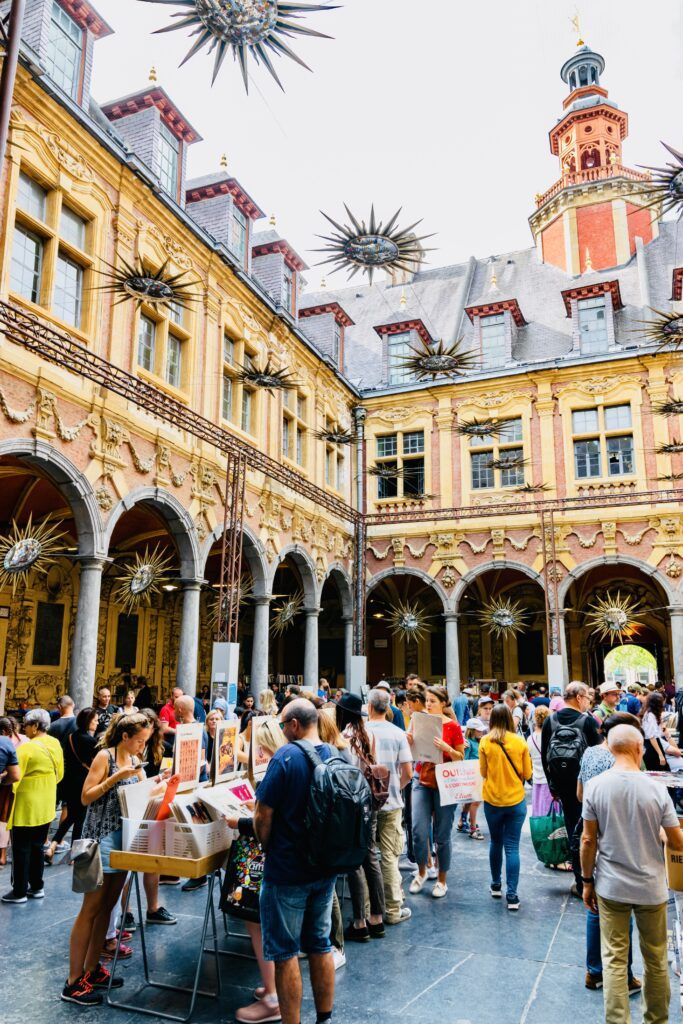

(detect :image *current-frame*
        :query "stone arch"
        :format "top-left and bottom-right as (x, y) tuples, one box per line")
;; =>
(200, 522), (269, 597)
(104, 486), (200, 580)
(452, 560), (545, 609)
(323, 562), (353, 618)
(558, 555), (675, 609)
(366, 567), (449, 611)
(0, 439), (105, 556)
(269, 544), (318, 606)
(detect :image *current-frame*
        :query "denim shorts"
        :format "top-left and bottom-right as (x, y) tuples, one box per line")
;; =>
(100, 828), (123, 874)
(260, 876), (336, 963)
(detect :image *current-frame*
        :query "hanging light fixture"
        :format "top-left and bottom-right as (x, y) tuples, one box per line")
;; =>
(387, 600), (432, 642)
(479, 596), (528, 640)
(270, 590), (305, 635)
(234, 357), (298, 395)
(397, 337), (478, 381)
(585, 590), (642, 644)
(114, 546), (175, 613)
(0, 514), (66, 594)
(314, 205), (435, 284)
(93, 257), (199, 310)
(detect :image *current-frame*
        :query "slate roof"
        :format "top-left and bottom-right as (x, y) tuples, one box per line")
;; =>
(301, 221), (681, 393)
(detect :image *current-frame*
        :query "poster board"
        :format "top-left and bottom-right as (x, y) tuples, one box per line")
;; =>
(199, 778), (256, 820)
(210, 680), (227, 710)
(411, 712), (444, 764)
(173, 722), (204, 792)
(213, 719), (239, 784)
(435, 761), (483, 806)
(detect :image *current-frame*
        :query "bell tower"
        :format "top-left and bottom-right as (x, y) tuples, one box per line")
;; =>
(529, 40), (658, 275)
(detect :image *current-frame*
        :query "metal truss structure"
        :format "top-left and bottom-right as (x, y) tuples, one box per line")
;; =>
(215, 451), (247, 644)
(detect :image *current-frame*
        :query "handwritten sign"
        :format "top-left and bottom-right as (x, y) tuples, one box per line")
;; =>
(436, 761), (483, 806)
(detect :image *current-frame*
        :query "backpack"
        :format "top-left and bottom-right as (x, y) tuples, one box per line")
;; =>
(293, 740), (373, 875)
(358, 750), (390, 811)
(545, 714), (590, 788)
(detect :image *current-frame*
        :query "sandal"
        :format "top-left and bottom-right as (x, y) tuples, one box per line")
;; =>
(469, 826), (485, 841)
(101, 939), (133, 961)
(44, 842), (57, 866)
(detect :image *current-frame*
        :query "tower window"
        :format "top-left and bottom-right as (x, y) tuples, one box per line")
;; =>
(480, 313), (507, 369)
(579, 65), (588, 86)
(45, 1), (83, 100)
(577, 296), (608, 354)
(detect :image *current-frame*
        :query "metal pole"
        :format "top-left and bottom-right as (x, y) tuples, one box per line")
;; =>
(539, 509), (553, 656)
(0, 1), (26, 170)
(549, 508), (562, 657)
(353, 407), (367, 657)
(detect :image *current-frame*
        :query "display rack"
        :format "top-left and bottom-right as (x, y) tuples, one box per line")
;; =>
(107, 849), (228, 1023)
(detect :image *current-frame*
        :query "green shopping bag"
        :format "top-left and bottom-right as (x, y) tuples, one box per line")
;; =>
(529, 802), (570, 866)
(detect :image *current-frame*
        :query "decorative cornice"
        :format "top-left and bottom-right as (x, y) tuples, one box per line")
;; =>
(299, 302), (354, 328)
(58, 0), (113, 39)
(185, 177), (265, 221)
(465, 298), (527, 327)
(549, 103), (628, 155)
(101, 88), (202, 145)
(560, 279), (624, 315)
(373, 318), (432, 345)
(251, 239), (307, 273)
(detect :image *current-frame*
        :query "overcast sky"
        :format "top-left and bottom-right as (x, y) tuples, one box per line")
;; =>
(91, 0), (683, 286)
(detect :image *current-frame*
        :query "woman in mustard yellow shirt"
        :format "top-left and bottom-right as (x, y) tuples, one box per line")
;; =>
(479, 704), (532, 912)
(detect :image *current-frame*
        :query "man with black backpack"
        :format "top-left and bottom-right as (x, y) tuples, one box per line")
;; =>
(254, 699), (372, 1024)
(541, 682), (602, 896)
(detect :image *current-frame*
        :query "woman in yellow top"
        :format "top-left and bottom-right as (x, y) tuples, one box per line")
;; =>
(479, 703), (532, 912)
(3, 708), (64, 904)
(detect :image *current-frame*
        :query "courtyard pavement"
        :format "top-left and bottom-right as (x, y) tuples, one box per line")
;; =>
(0, 815), (680, 1024)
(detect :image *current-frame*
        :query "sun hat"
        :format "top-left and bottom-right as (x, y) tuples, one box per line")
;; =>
(337, 691), (367, 717)
(465, 717), (486, 731)
(599, 681), (621, 697)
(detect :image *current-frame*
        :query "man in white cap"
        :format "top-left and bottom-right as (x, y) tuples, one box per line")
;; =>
(375, 681), (405, 731)
(594, 682), (621, 726)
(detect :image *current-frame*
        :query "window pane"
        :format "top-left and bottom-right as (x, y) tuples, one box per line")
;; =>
(471, 452), (494, 489)
(403, 431), (425, 455)
(480, 313), (507, 369)
(223, 336), (235, 365)
(166, 334), (182, 388)
(500, 448), (524, 487)
(10, 225), (43, 302)
(53, 252), (83, 326)
(604, 404), (632, 431)
(282, 417), (290, 457)
(32, 601), (64, 666)
(297, 395), (305, 420)
(403, 457), (425, 495)
(499, 418), (523, 443)
(607, 435), (634, 476)
(45, 1), (82, 98)
(283, 269), (294, 314)
(577, 296), (608, 354)
(60, 205), (87, 249)
(470, 433), (495, 447)
(377, 434), (398, 458)
(388, 332), (414, 385)
(325, 449), (333, 486)
(241, 389), (252, 433)
(168, 300), (184, 327)
(572, 408), (599, 434)
(332, 323), (341, 364)
(137, 315), (156, 372)
(377, 462), (398, 499)
(17, 171), (47, 220)
(296, 428), (303, 466)
(574, 439), (601, 478)
(222, 374), (232, 421)
(230, 208), (247, 267)
(157, 122), (179, 197)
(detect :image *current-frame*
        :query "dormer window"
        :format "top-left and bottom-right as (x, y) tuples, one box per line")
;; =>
(388, 332), (413, 384)
(46, 2), (83, 100)
(157, 122), (180, 198)
(230, 208), (248, 268)
(283, 266), (295, 315)
(577, 295), (608, 353)
(480, 313), (507, 369)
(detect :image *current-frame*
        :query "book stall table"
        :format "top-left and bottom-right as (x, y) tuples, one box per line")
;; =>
(107, 849), (228, 1023)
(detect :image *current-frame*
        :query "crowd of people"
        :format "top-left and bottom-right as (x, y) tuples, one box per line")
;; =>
(0, 671), (682, 1023)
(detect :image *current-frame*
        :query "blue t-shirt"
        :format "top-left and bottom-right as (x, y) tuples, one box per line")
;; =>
(257, 741), (332, 885)
(193, 697), (207, 724)
(390, 706), (405, 731)
(0, 736), (18, 775)
(453, 695), (470, 726)
(531, 697), (551, 708)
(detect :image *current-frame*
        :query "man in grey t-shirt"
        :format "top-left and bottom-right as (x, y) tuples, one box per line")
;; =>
(366, 688), (413, 926)
(581, 724), (683, 1024)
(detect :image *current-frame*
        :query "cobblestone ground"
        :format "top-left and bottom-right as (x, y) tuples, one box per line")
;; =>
(0, 814), (680, 1024)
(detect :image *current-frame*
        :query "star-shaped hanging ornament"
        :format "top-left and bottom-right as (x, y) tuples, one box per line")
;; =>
(314, 205), (435, 284)
(398, 337), (478, 381)
(636, 141), (683, 219)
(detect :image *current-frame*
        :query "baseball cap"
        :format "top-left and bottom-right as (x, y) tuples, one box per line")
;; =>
(375, 680), (392, 693)
(465, 717), (485, 731)
(463, 687), (475, 695)
(478, 695), (494, 706)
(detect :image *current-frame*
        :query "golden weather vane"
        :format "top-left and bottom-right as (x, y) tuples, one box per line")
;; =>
(570, 10), (585, 46)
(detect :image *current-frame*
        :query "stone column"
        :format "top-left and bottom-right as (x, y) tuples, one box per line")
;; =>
(251, 596), (271, 697)
(668, 607), (683, 690)
(68, 557), (105, 711)
(176, 580), (202, 696)
(444, 612), (460, 701)
(558, 611), (570, 688)
(303, 608), (320, 692)
(343, 615), (353, 690)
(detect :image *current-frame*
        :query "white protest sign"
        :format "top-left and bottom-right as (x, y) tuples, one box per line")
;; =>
(411, 711), (443, 764)
(436, 761), (483, 806)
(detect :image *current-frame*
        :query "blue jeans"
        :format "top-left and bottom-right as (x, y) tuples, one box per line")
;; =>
(411, 779), (457, 874)
(483, 799), (526, 901)
(260, 876), (336, 963)
(587, 908), (635, 980)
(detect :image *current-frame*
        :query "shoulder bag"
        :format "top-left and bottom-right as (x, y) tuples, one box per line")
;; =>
(69, 839), (103, 893)
(496, 740), (530, 785)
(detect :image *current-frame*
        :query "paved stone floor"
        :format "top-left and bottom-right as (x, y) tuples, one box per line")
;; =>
(0, 816), (681, 1024)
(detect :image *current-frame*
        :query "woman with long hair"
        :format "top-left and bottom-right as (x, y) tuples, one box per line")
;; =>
(236, 710), (260, 767)
(0, 716), (27, 868)
(527, 704), (552, 818)
(204, 708), (225, 768)
(62, 713), (153, 1006)
(222, 717), (286, 1023)
(643, 691), (683, 771)
(337, 692), (386, 939)
(479, 704), (532, 911)
(45, 707), (99, 866)
(407, 685), (465, 898)
(258, 689), (278, 717)
(120, 691), (139, 715)
(317, 709), (350, 754)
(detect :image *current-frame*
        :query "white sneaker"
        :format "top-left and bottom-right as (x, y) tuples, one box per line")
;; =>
(432, 881), (448, 899)
(427, 866), (439, 880)
(409, 873), (427, 894)
(386, 907), (412, 925)
(332, 948), (346, 970)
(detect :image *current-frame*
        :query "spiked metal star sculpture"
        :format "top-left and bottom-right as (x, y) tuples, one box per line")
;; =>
(479, 596), (528, 640)
(388, 600), (433, 642)
(93, 256), (199, 311)
(139, 1), (338, 92)
(635, 308), (683, 353)
(653, 399), (683, 417)
(637, 141), (683, 219)
(585, 590), (642, 644)
(454, 417), (514, 440)
(397, 337), (478, 381)
(235, 357), (298, 394)
(314, 205), (435, 284)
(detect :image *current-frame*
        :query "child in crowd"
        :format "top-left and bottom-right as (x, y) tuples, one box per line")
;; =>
(457, 718), (485, 840)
